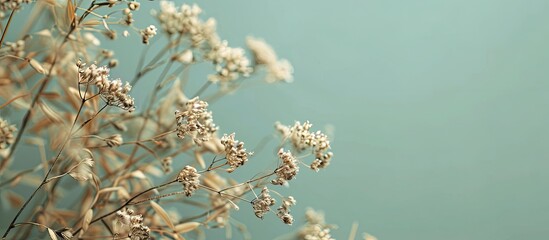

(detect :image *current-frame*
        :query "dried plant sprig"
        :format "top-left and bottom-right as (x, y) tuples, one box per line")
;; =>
(251, 187), (276, 219)
(177, 165), (201, 197)
(0, 1), (335, 239)
(221, 133), (252, 173)
(175, 97), (217, 145)
(0, 117), (17, 150)
(272, 148), (299, 185)
(276, 121), (334, 171)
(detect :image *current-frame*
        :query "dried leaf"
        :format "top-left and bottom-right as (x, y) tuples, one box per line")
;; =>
(66, 0), (75, 25)
(28, 58), (46, 74)
(174, 222), (201, 234)
(130, 170), (147, 179)
(47, 228), (58, 240)
(82, 209), (93, 232)
(150, 201), (175, 230)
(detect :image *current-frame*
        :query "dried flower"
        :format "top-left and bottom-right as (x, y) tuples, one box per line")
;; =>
(5, 40), (25, 57)
(77, 61), (136, 112)
(115, 208), (150, 240)
(175, 97), (217, 145)
(276, 196), (296, 225)
(251, 187), (276, 219)
(177, 165), (200, 196)
(0, 118), (17, 149)
(141, 25), (157, 44)
(276, 121), (333, 171)
(246, 37), (293, 82)
(221, 133), (252, 173)
(207, 42), (252, 83)
(272, 148), (299, 185)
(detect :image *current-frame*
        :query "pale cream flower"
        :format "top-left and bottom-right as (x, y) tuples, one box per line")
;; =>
(177, 165), (200, 196)
(221, 133), (252, 173)
(175, 97), (218, 145)
(272, 148), (299, 185)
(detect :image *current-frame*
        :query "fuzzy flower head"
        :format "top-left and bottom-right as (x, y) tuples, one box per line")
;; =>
(251, 187), (276, 219)
(246, 37), (293, 83)
(175, 97), (218, 145)
(0, 118), (17, 149)
(221, 133), (252, 173)
(272, 148), (299, 185)
(77, 61), (135, 112)
(177, 165), (201, 196)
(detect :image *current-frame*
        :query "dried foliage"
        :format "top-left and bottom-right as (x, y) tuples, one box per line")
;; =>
(0, 1), (364, 239)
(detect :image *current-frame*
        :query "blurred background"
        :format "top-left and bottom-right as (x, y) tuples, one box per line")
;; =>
(6, 0), (549, 239)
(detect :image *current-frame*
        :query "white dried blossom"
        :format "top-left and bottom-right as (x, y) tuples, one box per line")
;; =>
(105, 134), (123, 147)
(276, 121), (333, 171)
(246, 36), (277, 65)
(251, 187), (276, 219)
(141, 25), (157, 44)
(207, 42), (252, 83)
(266, 59), (294, 83)
(0, 0), (31, 15)
(115, 208), (150, 240)
(220, 133), (252, 173)
(0, 118), (17, 149)
(246, 37), (294, 83)
(175, 97), (218, 145)
(300, 224), (335, 240)
(177, 165), (200, 196)
(155, 2), (203, 37)
(272, 148), (299, 185)
(128, 1), (140, 11)
(77, 61), (135, 112)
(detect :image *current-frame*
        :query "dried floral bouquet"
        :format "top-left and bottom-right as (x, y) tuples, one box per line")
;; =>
(0, 1), (338, 239)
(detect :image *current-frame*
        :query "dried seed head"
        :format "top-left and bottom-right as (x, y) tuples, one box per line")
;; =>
(272, 148), (299, 185)
(276, 196), (296, 225)
(0, 118), (17, 149)
(77, 61), (135, 112)
(177, 165), (200, 196)
(251, 187), (276, 219)
(175, 97), (218, 145)
(220, 133), (252, 173)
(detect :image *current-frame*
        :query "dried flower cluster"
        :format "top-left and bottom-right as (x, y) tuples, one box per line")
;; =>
(276, 121), (334, 171)
(272, 148), (299, 185)
(77, 61), (135, 112)
(115, 208), (151, 240)
(0, 1), (338, 239)
(177, 165), (200, 196)
(298, 208), (335, 240)
(0, 118), (16, 150)
(221, 133), (252, 173)
(251, 187), (276, 219)
(175, 97), (217, 144)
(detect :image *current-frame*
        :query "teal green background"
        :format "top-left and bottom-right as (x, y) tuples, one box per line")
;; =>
(5, 0), (549, 239)
(170, 1), (549, 239)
